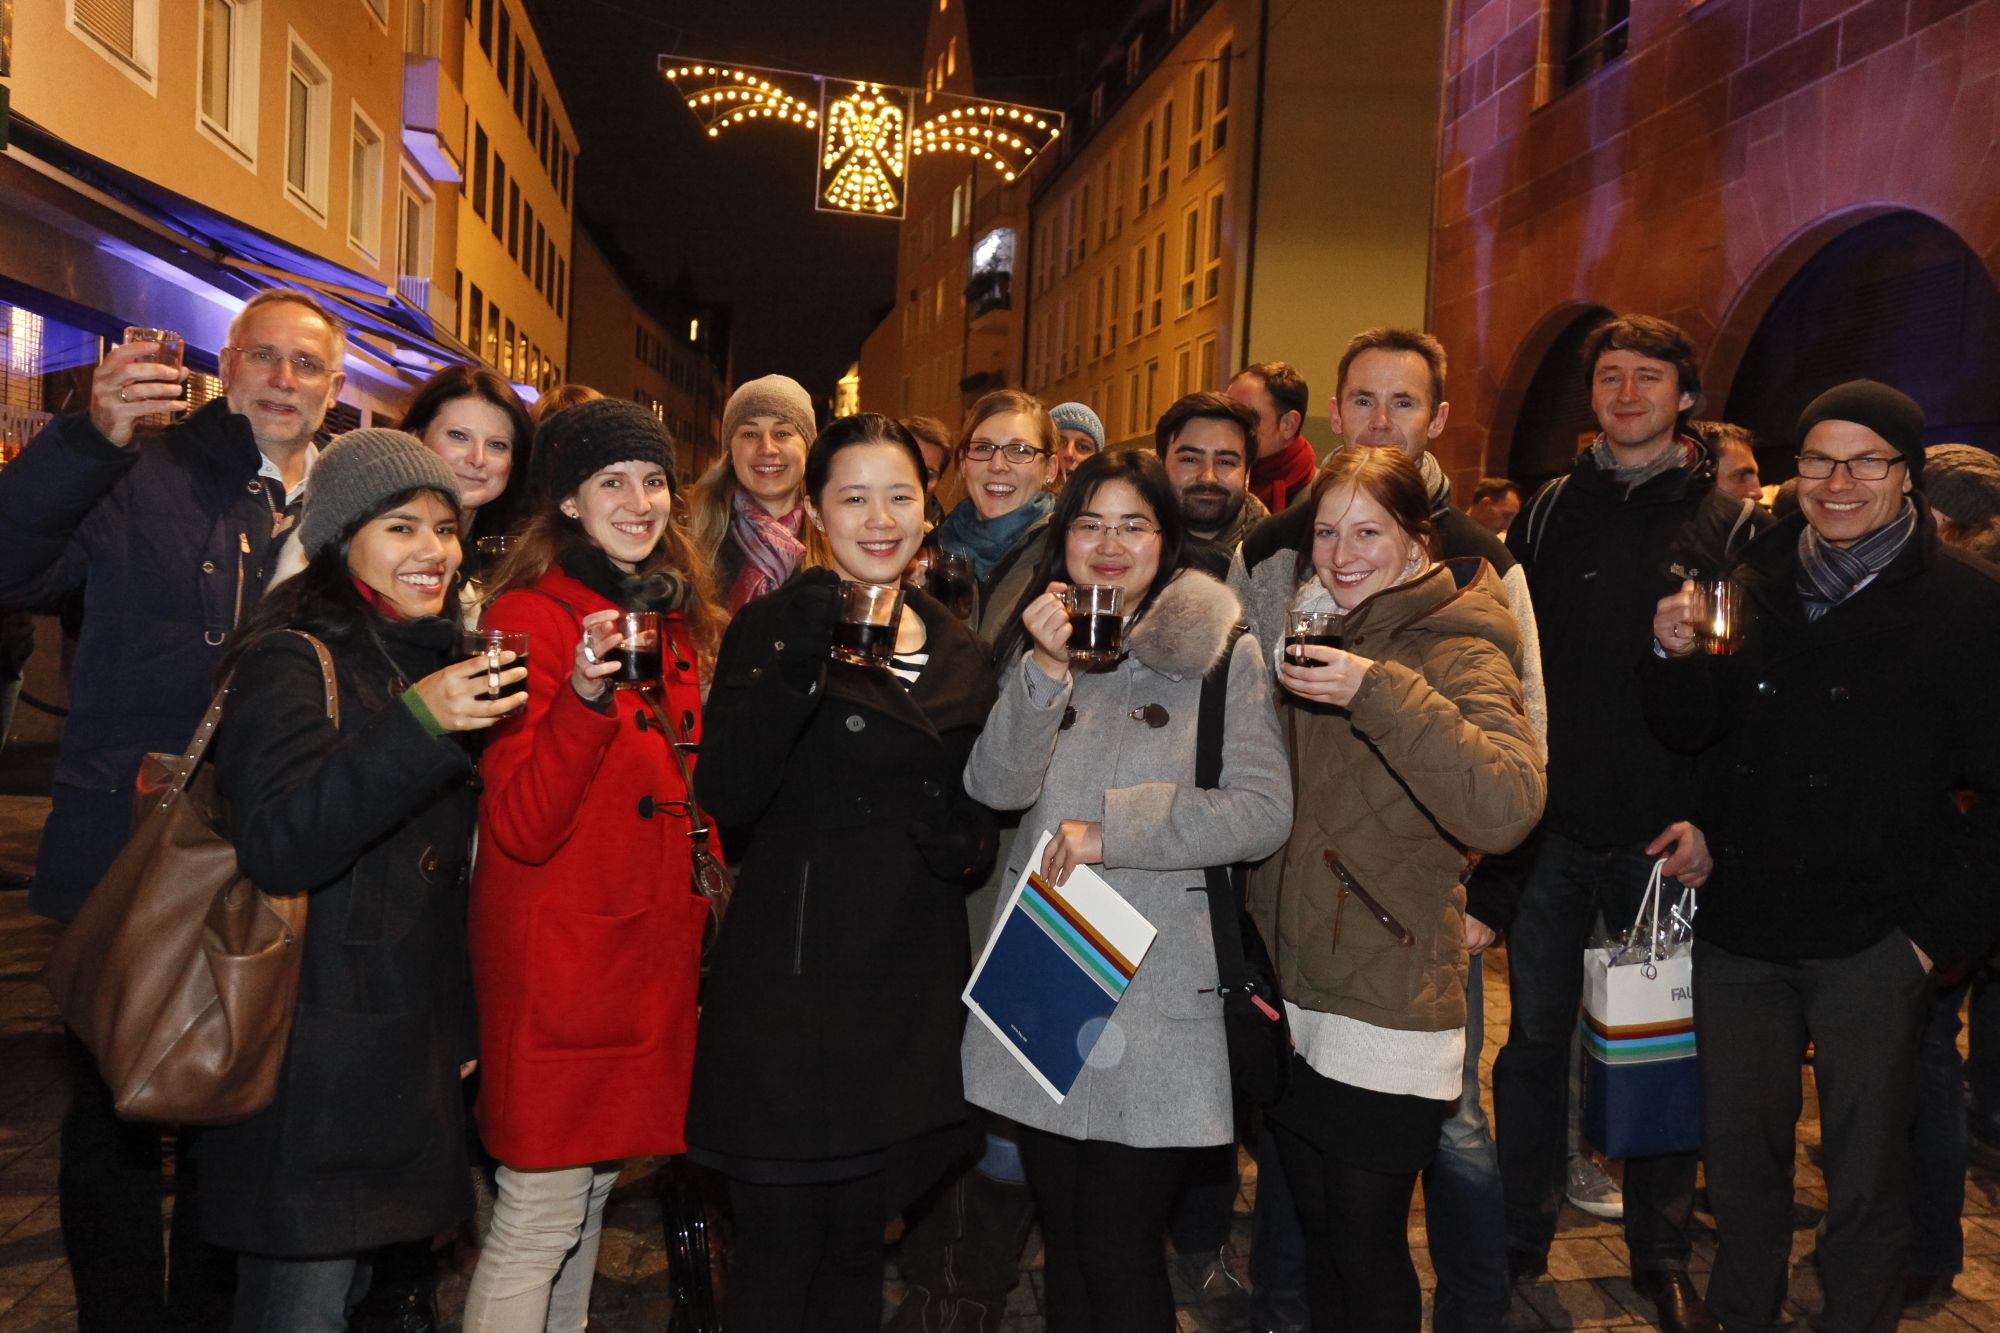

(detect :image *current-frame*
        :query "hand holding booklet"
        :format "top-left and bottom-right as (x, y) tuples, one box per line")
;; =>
(962, 831), (1158, 1102)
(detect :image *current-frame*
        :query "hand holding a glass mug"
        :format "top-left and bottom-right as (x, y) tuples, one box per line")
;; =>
(90, 332), (189, 447)
(1653, 579), (1702, 657)
(572, 609), (625, 702)
(1277, 642), (1374, 708)
(1654, 577), (1742, 657)
(411, 653), (530, 730)
(1022, 581), (1075, 682)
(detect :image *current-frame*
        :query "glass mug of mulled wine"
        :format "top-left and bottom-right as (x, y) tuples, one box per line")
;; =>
(1065, 584), (1126, 668)
(463, 629), (530, 702)
(926, 550), (977, 621)
(831, 581), (905, 668)
(586, 611), (663, 688)
(1690, 578), (1743, 656)
(122, 326), (186, 432)
(1284, 610), (1343, 667)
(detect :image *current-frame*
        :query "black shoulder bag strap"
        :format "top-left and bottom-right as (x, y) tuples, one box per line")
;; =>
(1195, 624), (1250, 994)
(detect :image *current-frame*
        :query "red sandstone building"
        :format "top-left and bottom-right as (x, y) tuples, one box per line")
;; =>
(1430, 0), (1999, 489)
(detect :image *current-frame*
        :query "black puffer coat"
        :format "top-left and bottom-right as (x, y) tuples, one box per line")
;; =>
(200, 619), (478, 1257)
(688, 570), (997, 1164)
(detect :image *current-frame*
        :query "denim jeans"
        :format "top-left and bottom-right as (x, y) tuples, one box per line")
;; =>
(232, 1254), (369, 1333)
(1425, 954), (1510, 1333)
(1492, 829), (1696, 1271)
(1966, 970), (2000, 1136)
(1908, 978), (1970, 1277)
(461, 1163), (620, 1333)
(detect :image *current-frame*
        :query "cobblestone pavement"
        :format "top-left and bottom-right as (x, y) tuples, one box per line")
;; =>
(6, 774), (2000, 1329)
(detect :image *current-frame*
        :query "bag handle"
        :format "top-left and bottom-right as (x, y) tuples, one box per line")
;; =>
(167, 630), (339, 802)
(1620, 858), (1669, 964)
(1195, 623), (1250, 994)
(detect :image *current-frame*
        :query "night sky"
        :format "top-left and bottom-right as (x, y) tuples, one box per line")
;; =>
(531, 0), (936, 403)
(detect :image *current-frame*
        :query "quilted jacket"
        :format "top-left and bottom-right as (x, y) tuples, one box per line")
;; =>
(1247, 558), (1545, 1033)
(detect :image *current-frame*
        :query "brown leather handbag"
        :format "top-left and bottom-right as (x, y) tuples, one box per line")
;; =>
(42, 632), (335, 1124)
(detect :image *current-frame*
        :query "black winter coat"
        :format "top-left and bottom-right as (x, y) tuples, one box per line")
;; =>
(1640, 511), (2000, 968)
(1506, 448), (1760, 846)
(0, 402), (287, 918)
(688, 570), (998, 1164)
(200, 621), (479, 1257)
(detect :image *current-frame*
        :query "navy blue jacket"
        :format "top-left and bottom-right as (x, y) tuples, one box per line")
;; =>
(0, 401), (286, 915)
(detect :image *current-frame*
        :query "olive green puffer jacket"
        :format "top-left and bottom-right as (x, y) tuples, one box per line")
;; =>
(1248, 558), (1545, 1033)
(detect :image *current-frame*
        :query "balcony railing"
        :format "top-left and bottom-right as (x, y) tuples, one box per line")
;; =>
(396, 275), (431, 311)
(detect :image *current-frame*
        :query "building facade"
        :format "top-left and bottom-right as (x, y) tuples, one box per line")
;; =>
(566, 223), (731, 484)
(1018, 0), (1450, 447)
(1431, 0), (2000, 490)
(1, 0), (476, 423)
(453, 0), (575, 393)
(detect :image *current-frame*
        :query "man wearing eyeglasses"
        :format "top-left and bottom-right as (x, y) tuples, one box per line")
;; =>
(1643, 381), (2000, 1333)
(0, 288), (346, 1330)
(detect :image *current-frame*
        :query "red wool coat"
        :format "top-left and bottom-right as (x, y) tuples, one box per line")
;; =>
(469, 565), (709, 1169)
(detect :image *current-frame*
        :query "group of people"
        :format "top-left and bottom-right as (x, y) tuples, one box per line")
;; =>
(0, 286), (1995, 1333)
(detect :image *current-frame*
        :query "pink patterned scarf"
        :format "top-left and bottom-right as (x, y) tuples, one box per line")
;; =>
(727, 487), (808, 612)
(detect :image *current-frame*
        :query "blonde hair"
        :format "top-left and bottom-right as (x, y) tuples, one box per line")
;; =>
(684, 455), (831, 577)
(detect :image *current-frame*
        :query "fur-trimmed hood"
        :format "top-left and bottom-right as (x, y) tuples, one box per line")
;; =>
(1126, 570), (1243, 681)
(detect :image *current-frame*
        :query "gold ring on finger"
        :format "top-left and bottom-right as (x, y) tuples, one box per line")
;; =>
(118, 387), (129, 403)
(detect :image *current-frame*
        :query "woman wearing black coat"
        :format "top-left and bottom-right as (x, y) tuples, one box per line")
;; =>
(200, 430), (528, 1332)
(688, 415), (999, 1332)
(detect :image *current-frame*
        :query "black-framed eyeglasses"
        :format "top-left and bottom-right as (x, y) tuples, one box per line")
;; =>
(963, 440), (1052, 463)
(229, 344), (333, 381)
(1067, 517), (1160, 541)
(1795, 453), (1903, 481)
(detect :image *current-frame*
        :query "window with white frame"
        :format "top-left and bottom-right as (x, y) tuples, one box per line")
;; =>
(1126, 37), (1143, 84)
(285, 36), (332, 217)
(1187, 66), (1207, 173)
(1144, 358), (1160, 426)
(1109, 145), (1124, 237)
(1057, 296), (1073, 376)
(1126, 370), (1142, 437)
(1196, 334), (1218, 392)
(1060, 194), (1076, 275)
(1174, 343), (1191, 398)
(69, 0), (160, 86)
(1076, 184), (1090, 266)
(1150, 230), (1166, 330)
(398, 176), (434, 289)
(1131, 240), (1148, 341)
(1095, 160), (1111, 246)
(197, 0), (258, 163)
(1138, 120), (1154, 213)
(348, 108), (385, 254)
(1106, 264), (1122, 352)
(1155, 100), (1174, 200)
(405, 0), (436, 55)
(1212, 40), (1233, 151)
(951, 183), (964, 237)
(1202, 187), (1225, 304)
(1179, 204), (1199, 314)
(361, 0), (387, 27)
(1092, 274), (1106, 362)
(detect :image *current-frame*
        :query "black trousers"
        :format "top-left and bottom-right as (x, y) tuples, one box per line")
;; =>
(1694, 933), (1930, 1333)
(1168, 1141), (1239, 1254)
(59, 1031), (232, 1332)
(1017, 1126), (1193, 1333)
(727, 1173), (888, 1333)
(1270, 1121), (1425, 1333)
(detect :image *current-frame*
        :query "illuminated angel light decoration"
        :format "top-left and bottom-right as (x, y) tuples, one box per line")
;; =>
(660, 55), (1062, 220)
(817, 82), (911, 217)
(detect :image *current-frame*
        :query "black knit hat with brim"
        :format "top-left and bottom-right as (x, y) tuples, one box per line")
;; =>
(1796, 379), (1927, 483)
(534, 398), (676, 500)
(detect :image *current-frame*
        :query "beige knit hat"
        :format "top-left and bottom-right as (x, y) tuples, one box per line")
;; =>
(721, 374), (817, 448)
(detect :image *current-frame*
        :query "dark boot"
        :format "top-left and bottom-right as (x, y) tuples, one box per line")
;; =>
(887, 1168), (1035, 1333)
(348, 1239), (437, 1333)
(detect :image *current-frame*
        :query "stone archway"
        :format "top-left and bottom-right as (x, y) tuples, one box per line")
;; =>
(1717, 210), (2000, 475)
(1497, 303), (1613, 491)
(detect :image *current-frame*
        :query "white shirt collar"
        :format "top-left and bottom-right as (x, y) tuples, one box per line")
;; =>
(256, 442), (320, 506)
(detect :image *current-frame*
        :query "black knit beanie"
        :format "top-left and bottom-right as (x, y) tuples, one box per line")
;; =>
(1796, 380), (1927, 483)
(534, 398), (676, 500)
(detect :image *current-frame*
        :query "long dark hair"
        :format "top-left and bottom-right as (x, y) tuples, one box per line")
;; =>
(400, 365), (534, 538)
(991, 450), (1188, 666)
(216, 486), (467, 693)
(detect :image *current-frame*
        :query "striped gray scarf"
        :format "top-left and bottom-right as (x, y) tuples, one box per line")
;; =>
(1795, 499), (1918, 622)
(1588, 434), (1698, 495)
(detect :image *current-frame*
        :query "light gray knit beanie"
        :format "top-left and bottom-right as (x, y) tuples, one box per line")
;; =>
(299, 428), (461, 557)
(721, 374), (817, 448)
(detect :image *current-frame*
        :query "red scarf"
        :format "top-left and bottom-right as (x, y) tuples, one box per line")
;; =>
(1251, 435), (1317, 513)
(352, 577), (411, 622)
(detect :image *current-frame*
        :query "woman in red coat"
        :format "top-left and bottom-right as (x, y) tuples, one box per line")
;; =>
(461, 400), (724, 1331)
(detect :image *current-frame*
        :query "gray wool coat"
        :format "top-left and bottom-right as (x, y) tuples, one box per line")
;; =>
(961, 571), (1293, 1148)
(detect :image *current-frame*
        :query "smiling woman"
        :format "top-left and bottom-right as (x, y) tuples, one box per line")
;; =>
(933, 389), (1060, 650)
(686, 374), (828, 615)
(399, 365), (534, 547)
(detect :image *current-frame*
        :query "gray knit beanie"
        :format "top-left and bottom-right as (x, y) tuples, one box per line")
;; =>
(1922, 444), (2000, 528)
(1050, 402), (1106, 453)
(721, 374), (817, 449)
(299, 429), (460, 558)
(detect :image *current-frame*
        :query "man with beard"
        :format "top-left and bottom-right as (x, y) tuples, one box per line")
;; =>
(1156, 391), (1268, 571)
(1229, 327), (1545, 1333)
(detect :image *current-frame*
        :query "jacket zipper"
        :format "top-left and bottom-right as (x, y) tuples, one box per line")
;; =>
(232, 532), (250, 629)
(1330, 883), (1348, 955)
(791, 858), (811, 976)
